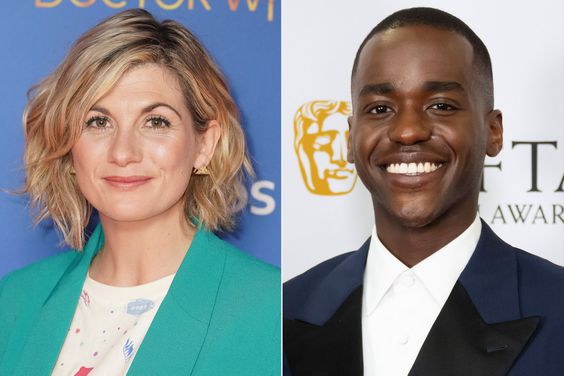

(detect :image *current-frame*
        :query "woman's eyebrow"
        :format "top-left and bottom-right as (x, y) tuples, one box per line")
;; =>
(90, 105), (111, 115)
(90, 102), (183, 119)
(142, 102), (183, 119)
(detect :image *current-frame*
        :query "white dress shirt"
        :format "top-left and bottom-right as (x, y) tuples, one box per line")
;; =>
(362, 215), (481, 376)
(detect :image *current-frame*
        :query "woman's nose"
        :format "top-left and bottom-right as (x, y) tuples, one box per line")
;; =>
(108, 127), (142, 167)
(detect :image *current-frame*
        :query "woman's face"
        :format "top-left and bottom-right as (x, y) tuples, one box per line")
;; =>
(72, 64), (217, 223)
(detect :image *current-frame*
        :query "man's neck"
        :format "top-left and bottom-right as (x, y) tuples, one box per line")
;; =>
(374, 210), (478, 267)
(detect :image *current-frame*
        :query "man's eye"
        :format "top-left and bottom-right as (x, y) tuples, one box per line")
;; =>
(429, 103), (458, 111)
(85, 116), (110, 128)
(369, 105), (392, 114)
(147, 116), (171, 128)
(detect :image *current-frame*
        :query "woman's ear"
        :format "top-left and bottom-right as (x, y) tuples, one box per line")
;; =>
(194, 120), (221, 169)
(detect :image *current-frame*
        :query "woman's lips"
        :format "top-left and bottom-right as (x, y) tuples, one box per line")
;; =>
(102, 176), (152, 189)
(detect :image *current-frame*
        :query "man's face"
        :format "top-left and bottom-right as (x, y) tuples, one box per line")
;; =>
(298, 108), (357, 195)
(348, 25), (502, 228)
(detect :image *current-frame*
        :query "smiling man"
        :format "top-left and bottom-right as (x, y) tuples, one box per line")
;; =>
(284, 7), (564, 376)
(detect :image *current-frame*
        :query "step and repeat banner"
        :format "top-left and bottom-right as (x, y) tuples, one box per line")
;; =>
(0, 0), (280, 277)
(282, 0), (564, 280)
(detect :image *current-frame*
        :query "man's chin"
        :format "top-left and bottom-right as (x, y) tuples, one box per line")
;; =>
(377, 202), (441, 229)
(395, 216), (435, 229)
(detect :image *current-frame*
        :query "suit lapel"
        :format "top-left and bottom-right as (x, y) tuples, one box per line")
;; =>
(410, 282), (539, 376)
(286, 222), (539, 376)
(410, 222), (540, 375)
(8, 225), (103, 376)
(127, 229), (226, 375)
(284, 287), (363, 376)
(284, 240), (369, 376)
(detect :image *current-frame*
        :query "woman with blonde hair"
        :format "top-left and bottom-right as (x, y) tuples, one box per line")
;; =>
(0, 9), (279, 375)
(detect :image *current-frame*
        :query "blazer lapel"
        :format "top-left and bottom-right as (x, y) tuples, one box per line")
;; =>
(410, 282), (538, 376)
(284, 286), (363, 376)
(2, 225), (227, 375)
(410, 222), (539, 376)
(127, 229), (226, 375)
(7, 225), (103, 376)
(284, 240), (369, 376)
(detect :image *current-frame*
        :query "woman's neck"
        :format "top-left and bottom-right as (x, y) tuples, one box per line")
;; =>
(89, 202), (195, 287)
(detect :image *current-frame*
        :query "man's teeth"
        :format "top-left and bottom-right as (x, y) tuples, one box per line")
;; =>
(386, 162), (443, 174)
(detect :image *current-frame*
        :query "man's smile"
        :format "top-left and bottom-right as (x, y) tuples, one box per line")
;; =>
(370, 150), (450, 189)
(385, 162), (443, 175)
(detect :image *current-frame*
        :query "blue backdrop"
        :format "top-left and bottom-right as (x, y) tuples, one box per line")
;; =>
(0, 0), (280, 277)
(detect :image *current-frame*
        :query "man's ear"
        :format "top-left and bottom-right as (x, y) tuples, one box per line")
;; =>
(486, 110), (503, 157)
(347, 115), (354, 163)
(195, 120), (221, 169)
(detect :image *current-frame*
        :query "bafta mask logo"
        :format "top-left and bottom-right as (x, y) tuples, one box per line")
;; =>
(294, 100), (357, 195)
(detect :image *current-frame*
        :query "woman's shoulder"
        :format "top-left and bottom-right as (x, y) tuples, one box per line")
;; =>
(0, 251), (79, 302)
(188, 234), (280, 374)
(0, 250), (80, 357)
(218, 234), (280, 284)
(207, 232), (280, 284)
(201, 231), (280, 307)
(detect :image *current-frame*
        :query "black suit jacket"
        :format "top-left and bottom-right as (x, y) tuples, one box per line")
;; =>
(284, 221), (564, 375)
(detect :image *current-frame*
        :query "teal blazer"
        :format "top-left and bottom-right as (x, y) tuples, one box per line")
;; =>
(0, 225), (280, 375)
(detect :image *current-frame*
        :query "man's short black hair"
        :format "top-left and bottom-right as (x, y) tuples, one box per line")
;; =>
(351, 7), (494, 108)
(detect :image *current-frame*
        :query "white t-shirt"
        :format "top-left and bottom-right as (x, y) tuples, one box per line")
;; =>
(52, 273), (174, 376)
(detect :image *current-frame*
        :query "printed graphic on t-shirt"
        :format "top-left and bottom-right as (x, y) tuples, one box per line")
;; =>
(123, 338), (135, 361)
(74, 366), (93, 376)
(127, 298), (154, 315)
(53, 274), (174, 376)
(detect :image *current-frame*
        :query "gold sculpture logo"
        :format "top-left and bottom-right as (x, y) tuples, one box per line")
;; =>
(294, 100), (357, 195)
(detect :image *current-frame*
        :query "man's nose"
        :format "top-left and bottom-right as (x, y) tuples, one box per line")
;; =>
(387, 107), (431, 145)
(108, 127), (142, 167)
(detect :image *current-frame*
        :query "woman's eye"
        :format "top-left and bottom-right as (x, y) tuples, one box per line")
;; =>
(429, 103), (458, 111)
(147, 116), (171, 128)
(85, 116), (110, 129)
(369, 105), (392, 114)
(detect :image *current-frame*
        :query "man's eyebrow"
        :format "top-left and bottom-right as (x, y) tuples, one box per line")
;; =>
(90, 102), (183, 119)
(358, 83), (394, 98)
(423, 81), (464, 93)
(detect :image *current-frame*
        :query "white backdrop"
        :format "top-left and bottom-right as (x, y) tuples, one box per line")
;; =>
(282, 0), (564, 281)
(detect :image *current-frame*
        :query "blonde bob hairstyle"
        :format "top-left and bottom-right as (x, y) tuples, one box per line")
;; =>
(23, 9), (253, 250)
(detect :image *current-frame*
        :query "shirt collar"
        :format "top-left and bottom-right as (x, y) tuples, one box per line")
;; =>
(363, 214), (481, 316)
